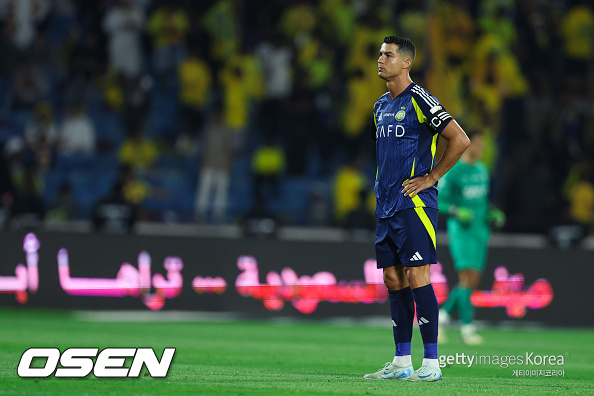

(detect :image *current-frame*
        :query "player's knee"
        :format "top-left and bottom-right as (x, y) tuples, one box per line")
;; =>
(383, 269), (406, 290)
(383, 276), (398, 290)
(405, 266), (431, 289)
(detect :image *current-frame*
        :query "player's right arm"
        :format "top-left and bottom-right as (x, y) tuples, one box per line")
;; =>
(402, 120), (470, 198)
(427, 120), (470, 184)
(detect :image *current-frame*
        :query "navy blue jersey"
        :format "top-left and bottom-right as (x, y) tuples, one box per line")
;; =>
(373, 82), (452, 218)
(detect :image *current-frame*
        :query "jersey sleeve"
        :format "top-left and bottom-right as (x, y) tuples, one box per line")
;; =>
(371, 101), (381, 140)
(409, 85), (453, 134)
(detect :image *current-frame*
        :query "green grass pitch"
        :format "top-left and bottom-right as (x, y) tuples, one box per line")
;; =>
(0, 309), (592, 395)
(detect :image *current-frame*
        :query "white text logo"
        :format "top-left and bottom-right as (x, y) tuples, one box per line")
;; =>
(438, 352), (567, 368)
(17, 347), (175, 378)
(376, 124), (405, 138)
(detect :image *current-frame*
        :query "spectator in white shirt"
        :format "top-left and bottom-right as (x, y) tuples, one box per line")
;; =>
(102, 0), (145, 79)
(58, 104), (96, 156)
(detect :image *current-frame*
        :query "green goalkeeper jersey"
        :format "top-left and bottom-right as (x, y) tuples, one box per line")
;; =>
(438, 159), (490, 236)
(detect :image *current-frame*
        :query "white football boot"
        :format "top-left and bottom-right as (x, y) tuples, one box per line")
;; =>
(363, 362), (414, 380)
(407, 362), (442, 382)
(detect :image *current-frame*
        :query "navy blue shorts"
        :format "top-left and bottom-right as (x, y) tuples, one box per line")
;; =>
(375, 207), (438, 268)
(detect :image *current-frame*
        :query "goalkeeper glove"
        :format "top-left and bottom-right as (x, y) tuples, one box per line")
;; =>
(450, 206), (474, 225)
(488, 207), (506, 229)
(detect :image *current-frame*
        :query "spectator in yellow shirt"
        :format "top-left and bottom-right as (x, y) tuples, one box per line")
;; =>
(251, 137), (286, 207)
(118, 127), (159, 172)
(560, 3), (594, 75)
(178, 47), (212, 135)
(569, 166), (594, 234)
(147, 4), (190, 86)
(219, 53), (264, 150)
(332, 155), (368, 225)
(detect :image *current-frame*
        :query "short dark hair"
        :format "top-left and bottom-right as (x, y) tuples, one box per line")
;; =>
(383, 36), (416, 63)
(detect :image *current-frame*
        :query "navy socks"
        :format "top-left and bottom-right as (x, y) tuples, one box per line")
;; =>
(388, 287), (414, 356)
(389, 284), (440, 360)
(411, 284), (439, 359)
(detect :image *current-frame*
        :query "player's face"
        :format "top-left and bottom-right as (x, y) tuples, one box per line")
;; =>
(378, 43), (408, 80)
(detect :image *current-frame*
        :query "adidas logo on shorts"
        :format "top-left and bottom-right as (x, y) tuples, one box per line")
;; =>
(410, 251), (423, 261)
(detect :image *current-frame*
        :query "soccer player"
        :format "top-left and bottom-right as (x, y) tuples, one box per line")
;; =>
(363, 36), (470, 382)
(437, 130), (505, 345)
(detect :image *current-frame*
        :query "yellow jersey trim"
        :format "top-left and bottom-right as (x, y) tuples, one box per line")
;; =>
(414, 205), (436, 249)
(411, 97), (426, 124)
(430, 134), (438, 170)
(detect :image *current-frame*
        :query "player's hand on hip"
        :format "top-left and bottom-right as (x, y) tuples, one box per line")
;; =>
(401, 173), (436, 198)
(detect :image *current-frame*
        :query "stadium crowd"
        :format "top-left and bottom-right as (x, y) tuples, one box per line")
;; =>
(0, 0), (592, 237)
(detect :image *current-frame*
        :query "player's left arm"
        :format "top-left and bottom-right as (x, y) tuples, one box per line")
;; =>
(402, 120), (470, 197)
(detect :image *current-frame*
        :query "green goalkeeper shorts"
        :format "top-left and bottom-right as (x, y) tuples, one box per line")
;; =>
(447, 220), (489, 272)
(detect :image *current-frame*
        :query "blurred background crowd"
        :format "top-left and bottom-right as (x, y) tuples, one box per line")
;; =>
(0, 0), (592, 238)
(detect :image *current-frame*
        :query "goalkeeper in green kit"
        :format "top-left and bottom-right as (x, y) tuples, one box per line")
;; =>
(437, 130), (505, 345)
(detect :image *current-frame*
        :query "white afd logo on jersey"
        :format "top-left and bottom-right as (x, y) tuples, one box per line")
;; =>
(376, 124), (405, 138)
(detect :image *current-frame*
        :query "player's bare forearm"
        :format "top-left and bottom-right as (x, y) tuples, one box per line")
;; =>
(402, 121), (469, 197)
